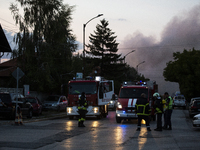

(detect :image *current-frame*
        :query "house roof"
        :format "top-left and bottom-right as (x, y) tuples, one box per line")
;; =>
(0, 66), (17, 77)
(0, 58), (17, 77)
(0, 24), (12, 53)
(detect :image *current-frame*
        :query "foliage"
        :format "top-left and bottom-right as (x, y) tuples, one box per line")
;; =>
(9, 0), (77, 94)
(163, 48), (200, 100)
(85, 19), (125, 79)
(85, 19), (148, 94)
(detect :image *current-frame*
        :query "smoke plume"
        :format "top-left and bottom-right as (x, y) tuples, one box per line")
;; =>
(119, 4), (200, 95)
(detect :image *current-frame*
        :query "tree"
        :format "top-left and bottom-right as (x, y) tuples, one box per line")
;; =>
(86, 19), (125, 79)
(9, 0), (77, 93)
(163, 48), (200, 100)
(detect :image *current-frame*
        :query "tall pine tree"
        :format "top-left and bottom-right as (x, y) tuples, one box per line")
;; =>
(86, 19), (125, 79)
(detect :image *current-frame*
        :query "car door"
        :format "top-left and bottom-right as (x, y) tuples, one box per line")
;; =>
(18, 98), (29, 116)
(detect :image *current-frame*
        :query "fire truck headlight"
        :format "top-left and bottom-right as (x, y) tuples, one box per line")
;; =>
(93, 107), (99, 113)
(67, 107), (73, 114)
(117, 103), (122, 109)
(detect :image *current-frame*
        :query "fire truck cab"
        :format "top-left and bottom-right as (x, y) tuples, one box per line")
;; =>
(116, 81), (157, 123)
(66, 76), (114, 119)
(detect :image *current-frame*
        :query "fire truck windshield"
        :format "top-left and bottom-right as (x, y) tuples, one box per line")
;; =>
(69, 82), (97, 95)
(119, 88), (148, 98)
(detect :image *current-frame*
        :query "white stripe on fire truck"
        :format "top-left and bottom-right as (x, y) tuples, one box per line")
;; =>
(128, 99), (137, 107)
(128, 99), (133, 107)
(133, 99), (137, 106)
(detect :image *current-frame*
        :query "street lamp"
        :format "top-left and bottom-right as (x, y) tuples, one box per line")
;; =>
(136, 61), (145, 72)
(124, 50), (135, 63)
(83, 14), (103, 77)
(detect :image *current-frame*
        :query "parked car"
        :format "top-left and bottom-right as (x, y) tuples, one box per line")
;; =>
(24, 97), (42, 115)
(173, 95), (186, 109)
(190, 97), (200, 105)
(193, 113), (200, 127)
(0, 92), (33, 119)
(189, 99), (200, 118)
(43, 95), (68, 112)
(108, 94), (118, 110)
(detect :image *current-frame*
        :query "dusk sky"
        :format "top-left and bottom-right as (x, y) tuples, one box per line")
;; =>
(1, 0), (200, 94)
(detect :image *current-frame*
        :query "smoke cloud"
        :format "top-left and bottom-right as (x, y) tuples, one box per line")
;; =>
(119, 4), (200, 96)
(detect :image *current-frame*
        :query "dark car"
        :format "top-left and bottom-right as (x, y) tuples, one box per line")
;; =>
(43, 95), (68, 112)
(189, 99), (200, 118)
(24, 97), (42, 115)
(0, 92), (33, 119)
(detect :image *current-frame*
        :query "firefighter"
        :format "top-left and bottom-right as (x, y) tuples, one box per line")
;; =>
(163, 92), (173, 130)
(78, 92), (88, 127)
(135, 93), (151, 131)
(153, 93), (163, 131)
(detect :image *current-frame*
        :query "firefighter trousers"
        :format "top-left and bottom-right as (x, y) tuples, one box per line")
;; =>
(78, 109), (87, 122)
(137, 115), (150, 129)
(165, 109), (172, 128)
(156, 113), (162, 129)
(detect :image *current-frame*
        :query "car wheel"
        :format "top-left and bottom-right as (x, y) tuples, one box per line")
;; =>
(27, 110), (33, 118)
(116, 116), (121, 123)
(193, 124), (197, 127)
(57, 106), (60, 112)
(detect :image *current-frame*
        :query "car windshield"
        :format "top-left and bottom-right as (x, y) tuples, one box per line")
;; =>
(69, 82), (97, 95)
(0, 94), (11, 103)
(26, 98), (37, 103)
(119, 88), (148, 98)
(194, 101), (200, 108)
(46, 96), (60, 102)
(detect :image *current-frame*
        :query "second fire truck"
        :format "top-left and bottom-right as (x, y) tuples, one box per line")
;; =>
(116, 81), (158, 123)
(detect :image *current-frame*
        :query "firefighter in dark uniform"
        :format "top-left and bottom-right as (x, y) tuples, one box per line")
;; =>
(153, 92), (163, 131)
(78, 92), (88, 127)
(135, 93), (151, 131)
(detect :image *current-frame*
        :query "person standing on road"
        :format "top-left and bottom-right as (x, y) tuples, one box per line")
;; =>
(163, 92), (173, 130)
(135, 93), (151, 131)
(153, 93), (163, 131)
(78, 92), (88, 127)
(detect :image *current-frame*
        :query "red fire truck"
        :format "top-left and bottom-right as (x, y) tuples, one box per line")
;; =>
(116, 81), (158, 123)
(66, 76), (114, 119)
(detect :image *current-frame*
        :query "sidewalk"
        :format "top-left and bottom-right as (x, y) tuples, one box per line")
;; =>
(0, 111), (67, 125)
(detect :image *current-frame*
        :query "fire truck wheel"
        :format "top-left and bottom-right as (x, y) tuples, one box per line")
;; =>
(116, 116), (121, 123)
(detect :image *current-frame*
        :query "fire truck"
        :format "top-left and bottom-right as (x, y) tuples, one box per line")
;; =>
(66, 76), (114, 119)
(116, 81), (158, 123)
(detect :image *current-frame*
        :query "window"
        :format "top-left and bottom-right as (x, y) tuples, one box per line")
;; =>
(119, 88), (148, 98)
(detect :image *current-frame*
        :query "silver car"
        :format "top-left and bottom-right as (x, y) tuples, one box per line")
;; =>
(173, 95), (186, 109)
(43, 95), (68, 112)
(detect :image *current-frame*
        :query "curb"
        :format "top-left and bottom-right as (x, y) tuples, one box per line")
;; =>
(0, 112), (68, 125)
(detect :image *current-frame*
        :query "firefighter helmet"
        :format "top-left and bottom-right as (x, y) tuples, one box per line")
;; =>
(153, 92), (160, 97)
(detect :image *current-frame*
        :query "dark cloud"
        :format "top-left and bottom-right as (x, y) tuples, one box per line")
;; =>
(119, 4), (200, 95)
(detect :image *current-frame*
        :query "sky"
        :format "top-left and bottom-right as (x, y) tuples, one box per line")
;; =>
(0, 0), (200, 95)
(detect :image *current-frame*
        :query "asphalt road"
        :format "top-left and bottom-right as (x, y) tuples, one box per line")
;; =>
(0, 108), (200, 150)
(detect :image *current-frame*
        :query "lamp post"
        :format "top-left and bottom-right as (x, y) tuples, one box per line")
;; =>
(124, 50), (135, 63)
(136, 61), (145, 72)
(83, 14), (103, 77)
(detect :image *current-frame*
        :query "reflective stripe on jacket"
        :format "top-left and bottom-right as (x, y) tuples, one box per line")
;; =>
(166, 96), (173, 110)
(154, 98), (163, 114)
(135, 98), (151, 116)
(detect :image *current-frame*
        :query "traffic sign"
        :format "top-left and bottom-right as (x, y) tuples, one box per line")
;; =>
(12, 67), (24, 81)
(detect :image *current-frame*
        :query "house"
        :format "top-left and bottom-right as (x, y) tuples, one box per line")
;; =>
(0, 24), (14, 86)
